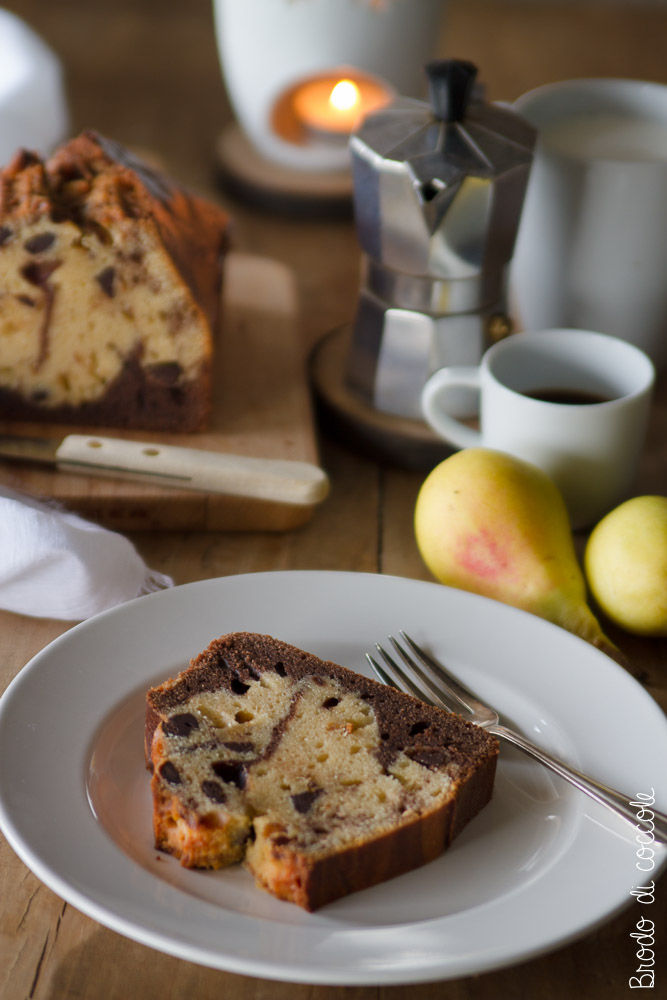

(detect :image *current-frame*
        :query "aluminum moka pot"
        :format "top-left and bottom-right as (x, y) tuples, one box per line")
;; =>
(345, 59), (536, 419)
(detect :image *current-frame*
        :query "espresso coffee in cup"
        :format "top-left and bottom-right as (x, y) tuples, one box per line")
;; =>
(420, 329), (655, 529)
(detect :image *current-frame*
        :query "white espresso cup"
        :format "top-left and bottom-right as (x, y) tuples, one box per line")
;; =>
(509, 78), (667, 372)
(420, 329), (655, 529)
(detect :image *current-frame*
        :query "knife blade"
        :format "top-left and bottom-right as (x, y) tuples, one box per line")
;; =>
(0, 433), (329, 506)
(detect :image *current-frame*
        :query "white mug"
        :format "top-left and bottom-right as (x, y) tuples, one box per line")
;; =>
(509, 78), (667, 372)
(420, 329), (655, 529)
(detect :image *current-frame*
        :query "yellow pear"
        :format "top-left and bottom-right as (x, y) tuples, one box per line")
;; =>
(414, 448), (619, 658)
(584, 495), (667, 636)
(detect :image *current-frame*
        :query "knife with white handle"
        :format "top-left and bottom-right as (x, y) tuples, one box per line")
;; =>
(0, 433), (330, 506)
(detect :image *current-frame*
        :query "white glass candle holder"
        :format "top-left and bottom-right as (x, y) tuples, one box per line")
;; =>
(213, 0), (445, 172)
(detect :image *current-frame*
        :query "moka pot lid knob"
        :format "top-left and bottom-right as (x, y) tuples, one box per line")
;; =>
(426, 59), (477, 123)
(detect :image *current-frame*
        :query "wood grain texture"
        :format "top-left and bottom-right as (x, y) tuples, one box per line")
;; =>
(0, 2), (666, 998)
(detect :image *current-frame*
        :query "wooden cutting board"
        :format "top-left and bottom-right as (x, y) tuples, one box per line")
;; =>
(0, 252), (326, 531)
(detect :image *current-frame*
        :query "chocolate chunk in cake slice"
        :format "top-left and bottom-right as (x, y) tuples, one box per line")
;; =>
(145, 632), (498, 910)
(0, 131), (229, 431)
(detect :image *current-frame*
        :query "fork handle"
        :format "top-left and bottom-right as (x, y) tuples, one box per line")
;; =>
(491, 723), (667, 845)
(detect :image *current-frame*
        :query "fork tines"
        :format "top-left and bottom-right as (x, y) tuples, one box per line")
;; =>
(366, 643), (437, 708)
(367, 632), (468, 717)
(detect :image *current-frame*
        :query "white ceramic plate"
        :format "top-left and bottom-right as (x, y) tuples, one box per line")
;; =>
(1, 571), (665, 985)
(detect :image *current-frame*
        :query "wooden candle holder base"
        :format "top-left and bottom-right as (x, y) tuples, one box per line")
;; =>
(215, 124), (353, 218)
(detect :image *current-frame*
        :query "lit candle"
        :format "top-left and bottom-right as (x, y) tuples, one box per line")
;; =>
(292, 72), (392, 138)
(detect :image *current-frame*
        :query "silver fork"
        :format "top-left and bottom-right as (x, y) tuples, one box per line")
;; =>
(367, 631), (667, 845)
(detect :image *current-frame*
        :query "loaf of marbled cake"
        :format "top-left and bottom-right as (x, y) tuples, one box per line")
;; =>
(145, 632), (498, 910)
(0, 131), (229, 430)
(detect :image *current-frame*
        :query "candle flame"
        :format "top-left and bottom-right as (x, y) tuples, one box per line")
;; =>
(329, 79), (360, 113)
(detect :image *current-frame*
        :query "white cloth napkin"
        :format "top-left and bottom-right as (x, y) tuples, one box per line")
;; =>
(0, 486), (173, 621)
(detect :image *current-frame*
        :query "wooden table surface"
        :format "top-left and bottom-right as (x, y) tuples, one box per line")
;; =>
(1, 2), (666, 997)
